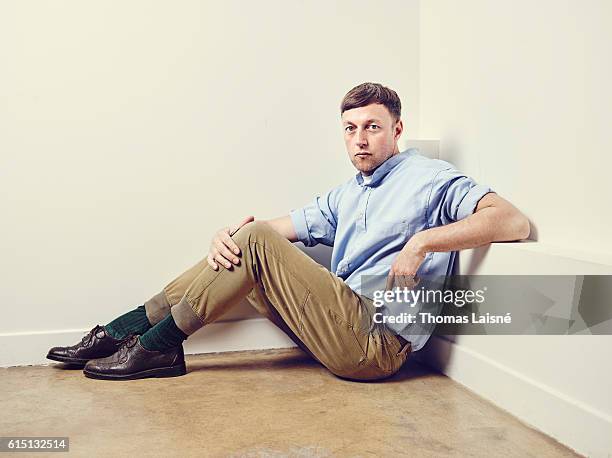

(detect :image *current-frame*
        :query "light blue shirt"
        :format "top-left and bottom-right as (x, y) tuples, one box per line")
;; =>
(290, 148), (494, 351)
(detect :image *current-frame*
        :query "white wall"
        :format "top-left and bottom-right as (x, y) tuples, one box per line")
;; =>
(3, 1), (609, 454)
(0, 0), (420, 340)
(419, 2), (612, 456)
(419, 0), (612, 255)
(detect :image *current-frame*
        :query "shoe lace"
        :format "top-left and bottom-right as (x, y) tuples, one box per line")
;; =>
(80, 324), (104, 347)
(116, 334), (139, 359)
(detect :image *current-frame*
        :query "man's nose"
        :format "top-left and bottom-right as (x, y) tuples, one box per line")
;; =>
(356, 129), (368, 147)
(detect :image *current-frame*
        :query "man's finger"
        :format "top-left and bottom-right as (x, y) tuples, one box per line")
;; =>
(395, 274), (407, 290)
(206, 255), (218, 271)
(217, 236), (240, 264)
(396, 274), (420, 290)
(221, 231), (241, 257)
(385, 272), (395, 292)
(398, 274), (412, 289)
(214, 253), (232, 269)
(229, 215), (255, 236)
(237, 215), (255, 228)
(213, 241), (235, 268)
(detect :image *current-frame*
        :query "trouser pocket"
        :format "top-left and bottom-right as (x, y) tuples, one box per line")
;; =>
(361, 322), (411, 377)
(320, 309), (369, 374)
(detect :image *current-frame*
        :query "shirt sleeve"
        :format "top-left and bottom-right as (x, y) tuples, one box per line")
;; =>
(289, 184), (343, 247)
(427, 168), (495, 227)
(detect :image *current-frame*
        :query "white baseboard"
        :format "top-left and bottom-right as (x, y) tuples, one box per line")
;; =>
(416, 336), (612, 458)
(0, 318), (296, 368)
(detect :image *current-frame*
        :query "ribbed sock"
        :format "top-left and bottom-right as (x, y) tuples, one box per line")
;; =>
(105, 305), (152, 340)
(138, 312), (188, 352)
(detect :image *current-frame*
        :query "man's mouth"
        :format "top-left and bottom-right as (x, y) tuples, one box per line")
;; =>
(355, 152), (371, 157)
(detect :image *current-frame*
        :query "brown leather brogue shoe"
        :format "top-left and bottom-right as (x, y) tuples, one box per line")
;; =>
(83, 335), (186, 380)
(46, 325), (133, 367)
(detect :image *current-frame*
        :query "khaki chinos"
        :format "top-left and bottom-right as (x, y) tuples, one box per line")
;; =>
(144, 221), (412, 381)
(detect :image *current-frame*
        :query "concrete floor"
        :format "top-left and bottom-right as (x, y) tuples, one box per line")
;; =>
(1, 348), (580, 458)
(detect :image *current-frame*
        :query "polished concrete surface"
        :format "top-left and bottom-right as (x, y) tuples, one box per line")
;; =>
(1, 348), (580, 457)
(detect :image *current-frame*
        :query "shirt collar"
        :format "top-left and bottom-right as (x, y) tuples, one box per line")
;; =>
(355, 148), (414, 187)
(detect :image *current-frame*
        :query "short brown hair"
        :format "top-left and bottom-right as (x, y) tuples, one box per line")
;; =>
(340, 82), (401, 122)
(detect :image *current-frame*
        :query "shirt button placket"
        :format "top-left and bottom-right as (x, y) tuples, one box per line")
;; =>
(357, 188), (369, 230)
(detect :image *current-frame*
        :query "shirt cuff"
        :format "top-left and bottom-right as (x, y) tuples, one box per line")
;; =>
(289, 208), (313, 246)
(456, 185), (496, 221)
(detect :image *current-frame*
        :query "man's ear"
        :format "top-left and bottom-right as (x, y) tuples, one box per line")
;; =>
(394, 119), (403, 140)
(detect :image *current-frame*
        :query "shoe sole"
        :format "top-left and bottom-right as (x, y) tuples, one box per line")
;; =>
(46, 353), (90, 367)
(83, 363), (187, 381)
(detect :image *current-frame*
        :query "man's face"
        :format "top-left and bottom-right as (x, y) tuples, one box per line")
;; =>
(342, 103), (403, 176)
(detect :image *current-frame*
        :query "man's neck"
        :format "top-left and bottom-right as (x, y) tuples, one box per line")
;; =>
(361, 147), (401, 179)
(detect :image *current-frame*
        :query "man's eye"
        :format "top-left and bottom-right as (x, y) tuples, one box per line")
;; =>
(345, 126), (354, 132)
(368, 124), (379, 130)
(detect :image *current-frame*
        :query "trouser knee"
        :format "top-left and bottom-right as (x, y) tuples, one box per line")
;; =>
(231, 221), (278, 247)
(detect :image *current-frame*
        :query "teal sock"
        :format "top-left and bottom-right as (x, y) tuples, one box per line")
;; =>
(139, 313), (188, 352)
(105, 305), (152, 340)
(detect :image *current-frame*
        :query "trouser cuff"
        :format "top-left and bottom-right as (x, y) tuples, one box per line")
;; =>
(171, 296), (204, 336)
(144, 290), (172, 325)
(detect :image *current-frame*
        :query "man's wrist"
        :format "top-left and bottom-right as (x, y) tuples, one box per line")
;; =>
(405, 231), (428, 257)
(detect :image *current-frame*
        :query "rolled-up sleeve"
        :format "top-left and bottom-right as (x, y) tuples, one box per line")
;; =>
(289, 185), (343, 247)
(427, 168), (495, 226)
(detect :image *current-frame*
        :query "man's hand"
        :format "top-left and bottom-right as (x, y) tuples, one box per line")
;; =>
(207, 216), (255, 271)
(386, 238), (426, 291)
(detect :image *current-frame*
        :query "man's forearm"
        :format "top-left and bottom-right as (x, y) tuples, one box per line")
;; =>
(409, 195), (530, 254)
(261, 215), (298, 242)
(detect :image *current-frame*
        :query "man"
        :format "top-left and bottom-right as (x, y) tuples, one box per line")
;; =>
(47, 82), (529, 381)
